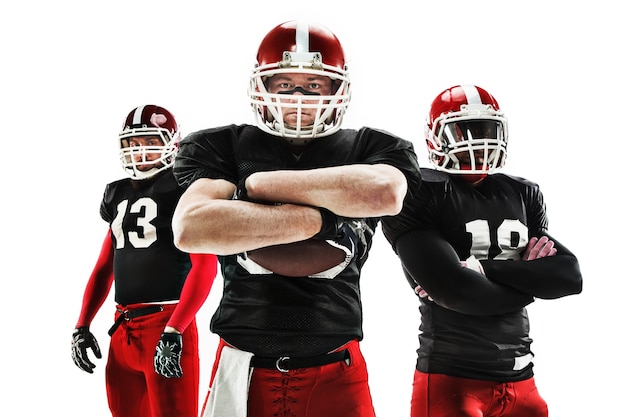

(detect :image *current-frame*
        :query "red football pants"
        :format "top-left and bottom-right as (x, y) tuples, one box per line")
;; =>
(106, 303), (200, 417)
(411, 370), (548, 417)
(202, 339), (376, 417)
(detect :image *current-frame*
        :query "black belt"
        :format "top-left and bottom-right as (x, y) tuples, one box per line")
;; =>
(250, 349), (349, 372)
(108, 305), (164, 336)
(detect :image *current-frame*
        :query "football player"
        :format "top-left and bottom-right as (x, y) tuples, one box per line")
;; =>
(381, 85), (583, 417)
(171, 21), (421, 417)
(71, 105), (218, 417)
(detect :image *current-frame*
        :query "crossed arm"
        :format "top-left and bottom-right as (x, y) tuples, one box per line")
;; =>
(172, 164), (407, 255)
(396, 229), (582, 316)
(395, 229), (536, 316)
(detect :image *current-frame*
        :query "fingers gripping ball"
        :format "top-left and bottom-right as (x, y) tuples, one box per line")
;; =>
(154, 333), (183, 378)
(71, 326), (102, 374)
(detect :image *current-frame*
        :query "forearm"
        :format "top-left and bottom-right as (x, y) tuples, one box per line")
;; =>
(482, 254), (583, 299)
(174, 198), (322, 255)
(247, 164), (407, 217)
(396, 229), (534, 315)
(166, 253), (218, 332)
(75, 232), (115, 327)
(481, 233), (582, 299)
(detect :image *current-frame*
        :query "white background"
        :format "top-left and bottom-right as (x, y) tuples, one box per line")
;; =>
(1, 1), (622, 416)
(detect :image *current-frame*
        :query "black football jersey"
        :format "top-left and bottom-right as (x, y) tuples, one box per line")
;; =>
(382, 168), (581, 381)
(174, 124), (421, 356)
(100, 169), (191, 306)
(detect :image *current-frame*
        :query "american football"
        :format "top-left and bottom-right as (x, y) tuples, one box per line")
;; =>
(246, 238), (347, 277)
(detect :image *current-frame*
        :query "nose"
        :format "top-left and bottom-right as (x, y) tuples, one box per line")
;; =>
(132, 148), (148, 163)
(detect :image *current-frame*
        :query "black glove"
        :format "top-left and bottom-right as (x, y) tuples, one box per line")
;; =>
(342, 218), (374, 260)
(330, 219), (373, 261)
(232, 177), (249, 201)
(154, 332), (183, 378)
(71, 326), (102, 374)
(311, 218), (374, 279)
(313, 208), (341, 240)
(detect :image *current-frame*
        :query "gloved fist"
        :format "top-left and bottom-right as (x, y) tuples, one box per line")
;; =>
(313, 208), (340, 240)
(71, 326), (102, 374)
(342, 218), (373, 260)
(154, 332), (183, 378)
(310, 218), (373, 279)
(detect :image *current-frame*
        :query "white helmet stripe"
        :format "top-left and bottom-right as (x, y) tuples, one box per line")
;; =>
(132, 105), (146, 125)
(461, 85), (482, 104)
(295, 21), (309, 53)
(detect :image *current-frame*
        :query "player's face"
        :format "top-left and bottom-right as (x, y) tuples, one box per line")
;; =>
(127, 135), (165, 171)
(454, 121), (498, 142)
(454, 151), (484, 166)
(265, 73), (333, 128)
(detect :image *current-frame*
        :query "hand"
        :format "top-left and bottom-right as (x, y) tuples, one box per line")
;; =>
(415, 285), (433, 301)
(460, 255), (485, 275)
(154, 332), (183, 378)
(329, 218), (374, 261)
(343, 218), (373, 260)
(522, 236), (557, 261)
(313, 208), (340, 240)
(311, 219), (372, 278)
(71, 326), (102, 374)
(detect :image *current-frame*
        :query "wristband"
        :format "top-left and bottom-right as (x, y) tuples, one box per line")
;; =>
(313, 208), (339, 240)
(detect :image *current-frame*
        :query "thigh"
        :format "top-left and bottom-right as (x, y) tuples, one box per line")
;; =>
(506, 377), (548, 417)
(106, 329), (150, 417)
(144, 312), (201, 417)
(309, 341), (376, 417)
(411, 370), (490, 417)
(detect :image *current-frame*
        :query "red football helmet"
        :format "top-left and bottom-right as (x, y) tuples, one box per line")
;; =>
(118, 105), (180, 180)
(425, 85), (508, 183)
(248, 21), (351, 144)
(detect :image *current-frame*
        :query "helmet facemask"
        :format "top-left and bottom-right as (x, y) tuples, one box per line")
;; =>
(427, 103), (508, 182)
(249, 51), (351, 145)
(119, 127), (178, 180)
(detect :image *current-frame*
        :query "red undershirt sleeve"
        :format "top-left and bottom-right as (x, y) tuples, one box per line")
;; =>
(165, 253), (219, 333)
(75, 231), (115, 328)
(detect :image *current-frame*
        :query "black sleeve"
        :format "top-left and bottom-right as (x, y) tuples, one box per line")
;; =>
(173, 126), (238, 189)
(395, 228), (535, 315)
(357, 128), (422, 201)
(99, 184), (113, 223)
(480, 232), (583, 299)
